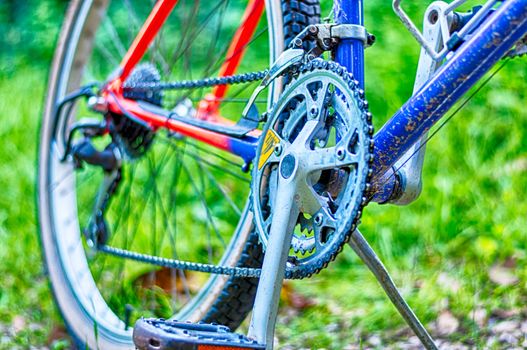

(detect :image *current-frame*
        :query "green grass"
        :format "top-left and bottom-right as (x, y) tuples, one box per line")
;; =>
(1, 1), (526, 348)
(0, 69), (67, 347)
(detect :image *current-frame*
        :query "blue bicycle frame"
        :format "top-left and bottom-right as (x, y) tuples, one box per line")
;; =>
(333, 0), (527, 202)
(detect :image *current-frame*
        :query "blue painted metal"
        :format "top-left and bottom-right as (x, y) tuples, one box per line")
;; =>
(334, 0), (365, 88)
(229, 135), (258, 164)
(370, 0), (527, 202)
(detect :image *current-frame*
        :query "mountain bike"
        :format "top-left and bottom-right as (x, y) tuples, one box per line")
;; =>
(37, 0), (527, 349)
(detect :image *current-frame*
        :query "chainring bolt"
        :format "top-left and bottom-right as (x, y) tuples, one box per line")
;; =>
(314, 213), (323, 226)
(336, 147), (346, 160)
(309, 106), (319, 119)
(274, 144), (283, 156)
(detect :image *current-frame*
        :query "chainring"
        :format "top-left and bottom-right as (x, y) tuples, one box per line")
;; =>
(251, 59), (373, 279)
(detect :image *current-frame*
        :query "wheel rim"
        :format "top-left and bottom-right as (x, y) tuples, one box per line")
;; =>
(40, 0), (285, 344)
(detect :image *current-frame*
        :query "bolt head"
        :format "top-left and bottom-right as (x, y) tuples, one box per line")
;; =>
(336, 147), (346, 160)
(274, 144), (282, 156)
(309, 106), (318, 119)
(314, 214), (323, 226)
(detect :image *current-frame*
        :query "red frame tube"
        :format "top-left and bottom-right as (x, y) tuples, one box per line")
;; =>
(119, 0), (179, 84)
(213, 0), (265, 101)
(197, 0), (265, 120)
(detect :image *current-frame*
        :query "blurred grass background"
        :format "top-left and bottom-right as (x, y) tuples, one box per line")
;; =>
(0, 0), (526, 348)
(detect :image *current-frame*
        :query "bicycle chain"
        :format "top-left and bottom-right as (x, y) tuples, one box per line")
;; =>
(123, 70), (269, 92)
(100, 245), (263, 278)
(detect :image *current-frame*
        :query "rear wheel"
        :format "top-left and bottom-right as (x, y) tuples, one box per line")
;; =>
(38, 0), (319, 348)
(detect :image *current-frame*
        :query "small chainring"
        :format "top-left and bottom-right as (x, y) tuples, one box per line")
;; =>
(251, 59), (373, 279)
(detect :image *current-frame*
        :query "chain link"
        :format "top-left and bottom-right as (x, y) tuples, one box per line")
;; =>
(123, 69), (269, 92)
(99, 245), (263, 278)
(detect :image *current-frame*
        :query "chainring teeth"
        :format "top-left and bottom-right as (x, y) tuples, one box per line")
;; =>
(251, 58), (374, 279)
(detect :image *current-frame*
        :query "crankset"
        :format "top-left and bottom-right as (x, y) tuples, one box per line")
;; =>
(251, 58), (374, 279)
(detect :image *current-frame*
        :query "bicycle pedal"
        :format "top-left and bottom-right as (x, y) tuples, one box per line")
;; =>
(133, 318), (265, 350)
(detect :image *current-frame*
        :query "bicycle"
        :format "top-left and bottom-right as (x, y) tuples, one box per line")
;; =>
(37, 0), (527, 349)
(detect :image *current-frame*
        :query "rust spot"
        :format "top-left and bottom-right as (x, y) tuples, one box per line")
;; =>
(405, 120), (417, 132)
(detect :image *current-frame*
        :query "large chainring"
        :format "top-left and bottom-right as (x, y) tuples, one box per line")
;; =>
(251, 59), (374, 279)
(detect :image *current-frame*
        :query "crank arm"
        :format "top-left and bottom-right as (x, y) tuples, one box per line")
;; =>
(248, 167), (300, 349)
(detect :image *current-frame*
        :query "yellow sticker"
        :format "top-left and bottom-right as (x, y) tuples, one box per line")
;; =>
(258, 129), (280, 170)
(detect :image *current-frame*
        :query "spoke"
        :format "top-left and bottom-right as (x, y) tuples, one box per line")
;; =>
(103, 17), (127, 58)
(168, 0), (201, 76)
(95, 41), (121, 67)
(168, 0), (229, 71)
(205, 26), (268, 80)
(161, 138), (250, 183)
(201, 0), (230, 76)
(147, 156), (159, 256)
(123, 0), (141, 40)
(195, 160), (242, 216)
(181, 161), (227, 255)
(123, 147), (175, 254)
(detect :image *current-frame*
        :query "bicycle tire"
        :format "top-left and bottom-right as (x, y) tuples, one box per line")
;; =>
(38, 0), (320, 349)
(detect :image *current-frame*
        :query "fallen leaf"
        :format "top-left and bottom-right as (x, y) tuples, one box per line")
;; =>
(436, 310), (460, 336)
(520, 321), (527, 333)
(492, 320), (520, 334)
(367, 335), (382, 347)
(471, 308), (488, 327)
(492, 308), (520, 319)
(135, 267), (202, 294)
(502, 256), (517, 268)
(47, 324), (70, 344)
(437, 273), (461, 293)
(498, 333), (519, 345)
(488, 265), (518, 286)
(503, 157), (527, 175)
(280, 281), (315, 310)
(12, 315), (25, 334)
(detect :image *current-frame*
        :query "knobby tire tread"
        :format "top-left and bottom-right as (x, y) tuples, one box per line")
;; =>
(202, 0), (320, 331)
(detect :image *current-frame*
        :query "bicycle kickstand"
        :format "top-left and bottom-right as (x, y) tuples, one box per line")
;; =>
(348, 229), (438, 350)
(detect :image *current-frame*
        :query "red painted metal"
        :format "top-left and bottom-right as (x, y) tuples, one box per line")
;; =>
(106, 94), (232, 152)
(197, 0), (265, 120)
(116, 0), (179, 87)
